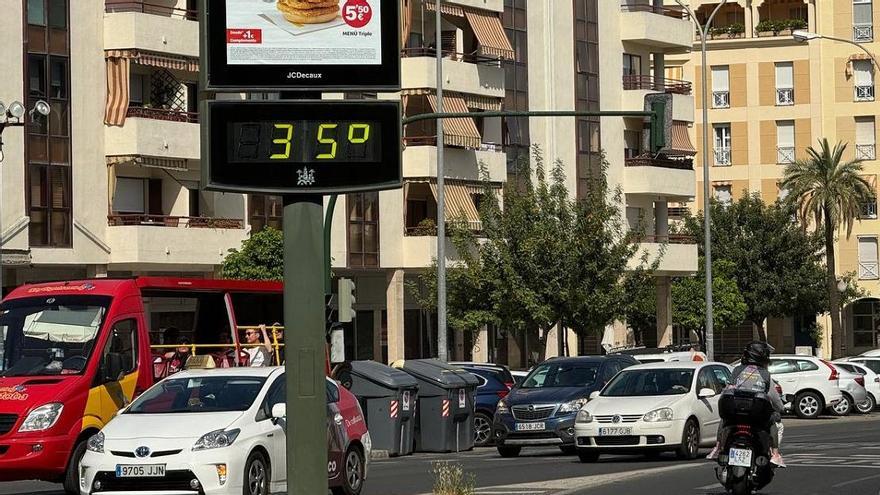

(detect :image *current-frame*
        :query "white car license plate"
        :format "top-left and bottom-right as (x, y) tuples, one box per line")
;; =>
(598, 427), (632, 436)
(728, 448), (753, 468)
(515, 422), (545, 431)
(115, 464), (166, 478)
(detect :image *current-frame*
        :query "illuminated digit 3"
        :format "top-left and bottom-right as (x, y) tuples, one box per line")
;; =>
(316, 123), (338, 159)
(270, 123), (293, 160)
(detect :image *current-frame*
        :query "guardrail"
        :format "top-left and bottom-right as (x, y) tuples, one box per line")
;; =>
(639, 234), (696, 244)
(623, 75), (692, 95)
(625, 156), (694, 170)
(108, 214), (244, 229)
(127, 106), (199, 123)
(105, 1), (197, 20)
(401, 47), (502, 65)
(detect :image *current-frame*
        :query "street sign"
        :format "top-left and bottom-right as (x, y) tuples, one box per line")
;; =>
(202, 100), (402, 195)
(201, 0), (400, 91)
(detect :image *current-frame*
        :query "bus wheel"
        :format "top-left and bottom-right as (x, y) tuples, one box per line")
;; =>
(63, 440), (88, 494)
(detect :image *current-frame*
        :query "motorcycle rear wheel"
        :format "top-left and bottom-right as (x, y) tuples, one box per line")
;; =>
(730, 478), (751, 495)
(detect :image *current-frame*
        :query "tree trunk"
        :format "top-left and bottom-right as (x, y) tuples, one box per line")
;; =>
(824, 207), (844, 359)
(557, 321), (565, 358)
(753, 318), (767, 342)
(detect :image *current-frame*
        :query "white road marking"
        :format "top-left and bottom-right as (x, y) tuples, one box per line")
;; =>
(831, 472), (880, 488)
(694, 482), (722, 490)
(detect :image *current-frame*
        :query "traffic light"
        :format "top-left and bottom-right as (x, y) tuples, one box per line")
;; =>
(644, 93), (673, 154)
(338, 278), (356, 323)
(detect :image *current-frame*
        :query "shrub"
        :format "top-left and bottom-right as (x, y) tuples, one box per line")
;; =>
(432, 461), (475, 495)
(786, 18), (808, 30)
(727, 22), (745, 35)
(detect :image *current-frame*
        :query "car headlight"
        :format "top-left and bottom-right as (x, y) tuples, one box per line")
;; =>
(192, 428), (241, 451)
(559, 398), (589, 413)
(496, 401), (509, 415)
(576, 409), (593, 424)
(86, 431), (105, 453)
(18, 403), (63, 432)
(642, 407), (674, 422)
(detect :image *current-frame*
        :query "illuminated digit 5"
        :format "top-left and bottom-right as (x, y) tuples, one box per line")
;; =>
(316, 123), (338, 159)
(270, 123), (293, 160)
(348, 124), (371, 144)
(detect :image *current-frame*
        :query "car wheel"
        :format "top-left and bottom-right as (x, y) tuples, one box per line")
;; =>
(62, 439), (87, 495)
(832, 394), (853, 416)
(243, 450), (270, 495)
(857, 394), (876, 414)
(577, 451), (599, 463)
(676, 419), (700, 460)
(331, 447), (365, 495)
(559, 445), (577, 455)
(497, 445), (521, 458)
(473, 413), (493, 447)
(795, 391), (823, 419)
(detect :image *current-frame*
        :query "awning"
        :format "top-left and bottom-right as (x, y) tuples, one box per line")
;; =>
(401, 0), (413, 46)
(423, 0), (465, 17)
(106, 155), (189, 171)
(104, 51), (130, 126)
(105, 49), (199, 72)
(428, 180), (482, 230)
(464, 94), (502, 111)
(667, 121), (697, 156)
(464, 9), (515, 61)
(426, 94), (482, 149)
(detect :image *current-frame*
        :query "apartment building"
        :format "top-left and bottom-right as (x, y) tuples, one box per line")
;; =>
(673, 0), (880, 357)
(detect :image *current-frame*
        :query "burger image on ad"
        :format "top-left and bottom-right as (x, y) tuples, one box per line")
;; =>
(277, 0), (340, 24)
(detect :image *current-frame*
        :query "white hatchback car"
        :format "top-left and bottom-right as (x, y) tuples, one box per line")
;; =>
(835, 361), (880, 413)
(767, 355), (843, 419)
(573, 362), (731, 462)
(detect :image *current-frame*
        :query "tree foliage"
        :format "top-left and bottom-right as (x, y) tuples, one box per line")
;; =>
(672, 258), (747, 351)
(219, 227), (284, 281)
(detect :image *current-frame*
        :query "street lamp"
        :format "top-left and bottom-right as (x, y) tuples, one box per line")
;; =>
(675, 0), (727, 361)
(793, 30), (880, 71)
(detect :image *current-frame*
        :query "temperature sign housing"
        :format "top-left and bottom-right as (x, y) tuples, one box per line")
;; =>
(202, 100), (402, 195)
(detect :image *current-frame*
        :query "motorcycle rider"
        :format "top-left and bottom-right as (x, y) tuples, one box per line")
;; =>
(707, 341), (786, 467)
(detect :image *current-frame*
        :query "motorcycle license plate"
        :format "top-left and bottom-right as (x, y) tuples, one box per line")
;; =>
(728, 448), (753, 467)
(598, 427), (632, 436)
(515, 422), (546, 431)
(116, 464), (166, 478)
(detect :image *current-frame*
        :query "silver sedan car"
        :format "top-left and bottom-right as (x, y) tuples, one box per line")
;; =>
(829, 365), (869, 415)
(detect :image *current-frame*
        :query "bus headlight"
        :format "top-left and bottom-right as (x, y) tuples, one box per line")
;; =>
(18, 403), (63, 432)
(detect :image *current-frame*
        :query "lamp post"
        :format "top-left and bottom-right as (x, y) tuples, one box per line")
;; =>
(793, 30), (880, 71)
(675, 0), (726, 361)
(837, 278), (848, 356)
(0, 99), (50, 297)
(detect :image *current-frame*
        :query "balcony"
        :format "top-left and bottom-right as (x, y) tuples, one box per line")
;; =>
(624, 157), (696, 199)
(106, 215), (247, 268)
(622, 75), (691, 95)
(621, 78), (694, 122)
(104, 3), (198, 58)
(714, 148), (731, 166)
(629, 236), (698, 276)
(712, 91), (730, 109)
(401, 51), (504, 98)
(619, 3), (693, 51)
(776, 87), (794, 106)
(106, 108), (199, 160)
(855, 85), (875, 102)
(776, 147), (795, 165)
(857, 144), (876, 161)
(402, 141), (506, 183)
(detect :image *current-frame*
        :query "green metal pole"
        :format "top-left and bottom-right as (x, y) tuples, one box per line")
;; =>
(283, 194), (327, 495)
(324, 194), (338, 296)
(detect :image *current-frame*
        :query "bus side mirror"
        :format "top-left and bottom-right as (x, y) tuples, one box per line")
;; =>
(103, 353), (125, 383)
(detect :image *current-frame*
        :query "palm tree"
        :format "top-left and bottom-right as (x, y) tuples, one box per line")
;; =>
(782, 139), (874, 358)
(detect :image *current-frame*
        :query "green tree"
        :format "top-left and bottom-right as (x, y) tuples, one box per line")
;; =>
(782, 139), (874, 358)
(623, 270), (657, 346)
(219, 227), (284, 281)
(684, 193), (827, 341)
(672, 258), (747, 351)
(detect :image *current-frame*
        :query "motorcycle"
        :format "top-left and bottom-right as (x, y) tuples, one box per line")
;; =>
(715, 391), (776, 495)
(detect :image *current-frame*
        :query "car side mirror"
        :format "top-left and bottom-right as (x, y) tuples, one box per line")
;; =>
(698, 388), (716, 399)
(589, 391), (600, 400)
(271, 403), (287, 421)
(103, 352), (125, 383)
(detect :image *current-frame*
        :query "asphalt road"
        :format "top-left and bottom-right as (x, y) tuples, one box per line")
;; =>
(4, 414), (879, 495)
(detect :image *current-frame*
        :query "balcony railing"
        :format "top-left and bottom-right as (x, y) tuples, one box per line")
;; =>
(127, 106), (199, 123)
(860, 260), (879, 280)
(404, 220), (482, 236)
(776, 87), (794, 106)
(714, 148), (731, 166)
(638, 234), (697, 244)
(105, 1), (197, 20)
(402, 135), (503, 151)
(855, 85), (875, 101)
(777, 147), (795, 165)
(400, 47), (502, 66)
(619, 3), (689, 20)
(622, 75), (692, 95)
(712, 91), (730, 108)
(861, 200), (878, 219)
(624, 156), (694, 170)
(108, 215), (244, 229)
(855, 24), (874, 42)
(857, 144), (877, 160)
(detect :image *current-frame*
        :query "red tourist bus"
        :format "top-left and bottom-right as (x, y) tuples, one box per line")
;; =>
(0, 277), (288, 493)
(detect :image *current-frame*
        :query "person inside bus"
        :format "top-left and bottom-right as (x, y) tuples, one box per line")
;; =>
(214, 329), (235, 368)
(243, 326), (272, 367)
(164, 336), (192, 374)
(268, 322), (284, 365)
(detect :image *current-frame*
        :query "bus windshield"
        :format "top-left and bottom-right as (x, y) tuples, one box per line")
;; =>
(0, 296), (110, 377)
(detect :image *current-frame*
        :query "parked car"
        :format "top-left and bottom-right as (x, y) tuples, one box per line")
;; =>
(614, 347), (707, 364)
(80, 368), (371, 495)
(511, 370), (530, 385)
(858, 349), (880, 357)
(845, 356), (880, 375)
(573, 362), (730, 462)
(834, 361), (879, 413)
(827, 365), (868, 416)
(451, 363), (515, 447)
(766, 355), (843, 419)
(492, 355), (639, 457)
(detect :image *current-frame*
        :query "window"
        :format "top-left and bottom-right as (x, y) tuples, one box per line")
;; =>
(776, 120), (795, 164)
(859, 237), (880, 279)
(188, 188), (201, 217)
(503, 0), (528, 164)
(574, 0), (601, 200)
(795, 360), (819, 372)
(768, 360), (797, 374)
(714, 185), (732, 205)
(711, 66), (730, 108)
(600, 360), (623, 384)
(712, 366), (732, 390)
(248, 194), (283, 233)
(259, 375), (286, 421)
(113, 178), (146, 214)
(854, 0), (874, 42)
(624, 129), (641, 159)
(713, 124), (731, 166)
(697, 368), (715, 393)
(129, 73), (147, 106)
(348, 192), (379, 268)
(856, 116), (876, 160)
(854, 59), (875, 101)
(623, 53), (641, 77)
(28, 164), (70, 246)
(775, 62), (794, 106)
(103, 319), (139, 376)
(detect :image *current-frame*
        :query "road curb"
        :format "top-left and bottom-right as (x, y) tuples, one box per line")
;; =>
(370, 450), (390, 460)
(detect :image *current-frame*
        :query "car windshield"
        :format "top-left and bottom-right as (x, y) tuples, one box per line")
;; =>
(520, 362), (600, 388)
(127, 375), (267, 413)
(603, 369), (695, 397)
(0, 296), (109, 377)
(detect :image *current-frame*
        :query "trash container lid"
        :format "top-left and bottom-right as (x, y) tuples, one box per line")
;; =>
(393, 359), (480, 389)
(350, 360), (419, 389)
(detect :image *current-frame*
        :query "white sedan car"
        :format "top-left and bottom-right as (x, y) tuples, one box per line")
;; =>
(80, 367), (370, 495)
(574, 362), (731, 462)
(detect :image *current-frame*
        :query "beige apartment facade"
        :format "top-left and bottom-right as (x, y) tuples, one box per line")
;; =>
(675, 0), (880, 357)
